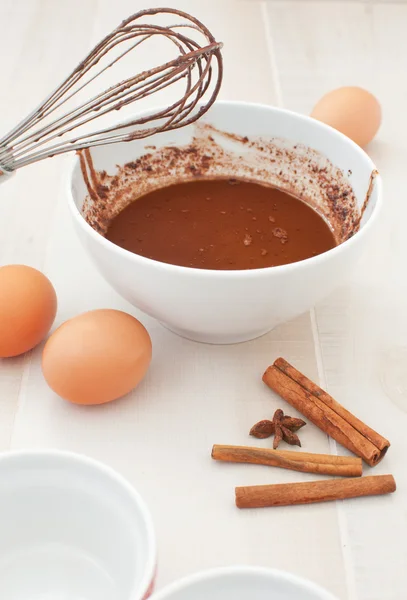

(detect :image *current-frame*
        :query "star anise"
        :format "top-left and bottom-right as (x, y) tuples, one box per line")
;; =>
(250, 409), (306, 449)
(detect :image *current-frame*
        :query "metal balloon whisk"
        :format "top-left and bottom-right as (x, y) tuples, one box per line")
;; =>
(0, 8), (223, 177)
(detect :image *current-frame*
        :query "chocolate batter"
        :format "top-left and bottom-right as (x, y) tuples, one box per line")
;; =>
(105, 178), (336, 270)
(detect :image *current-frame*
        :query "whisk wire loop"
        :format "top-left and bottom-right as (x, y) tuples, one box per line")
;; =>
(0, 8), (223, 173)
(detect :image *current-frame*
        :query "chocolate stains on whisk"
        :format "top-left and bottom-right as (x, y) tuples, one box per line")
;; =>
(0, 8), (223, 174)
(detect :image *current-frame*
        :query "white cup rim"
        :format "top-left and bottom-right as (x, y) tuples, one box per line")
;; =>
(150, 565), (338, 599)
(66, 99), (382, 280)
(0, 449), (157, 600)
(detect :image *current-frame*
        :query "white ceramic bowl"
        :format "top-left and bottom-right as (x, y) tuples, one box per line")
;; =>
(68, 101), (382, 344)
(151, 566), (337, 600)
(0, 450), (156, 600)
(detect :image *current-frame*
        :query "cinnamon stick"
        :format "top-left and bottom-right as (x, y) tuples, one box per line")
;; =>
(212, 444), (362, 477)
(263, 358), (390, 466)
(235, 474), (396, 508)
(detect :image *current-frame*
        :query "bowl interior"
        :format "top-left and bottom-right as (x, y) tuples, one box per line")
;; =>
(70, 101), (380, 247)
(151, 567), (337, 600)
(0, 452), (154, 600)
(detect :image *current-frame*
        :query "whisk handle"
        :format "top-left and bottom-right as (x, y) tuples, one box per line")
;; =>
(0, 167), (14, 184)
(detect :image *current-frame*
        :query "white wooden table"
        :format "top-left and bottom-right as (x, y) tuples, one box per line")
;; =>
(0, 1), (406, 598)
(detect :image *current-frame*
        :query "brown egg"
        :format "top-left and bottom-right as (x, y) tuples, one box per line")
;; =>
(0, 265), (57, 358)
(311, 86), (381, 147)
(42, 309), (152, 405)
